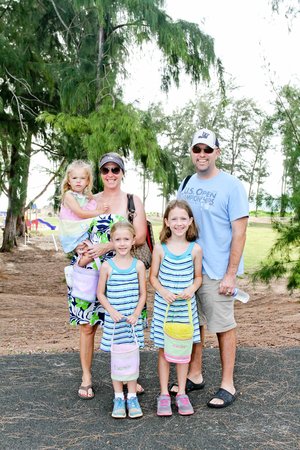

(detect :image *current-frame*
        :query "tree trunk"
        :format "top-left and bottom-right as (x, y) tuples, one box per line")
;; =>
(255, 181), (261, 216)
(16, 131), (32, 236)
(1, 135), (32, 252)
(280, 164), (287, 217)
(95, 26), (105, 110)
(1, 209), (17, 251)
(1, 143), (20, 251)
(142, 167), (146, 205)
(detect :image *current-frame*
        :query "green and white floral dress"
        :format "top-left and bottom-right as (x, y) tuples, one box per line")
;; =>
(68, 213), (124, 326)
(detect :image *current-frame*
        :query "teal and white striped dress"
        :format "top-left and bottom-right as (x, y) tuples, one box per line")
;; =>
(100, 258), (144, 352)
(150, 242), (200, 348)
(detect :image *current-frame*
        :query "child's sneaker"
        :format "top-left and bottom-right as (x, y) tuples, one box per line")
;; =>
(157, 394), (172, 416)
(127, 396), (143, 419)
(112, 397), (126, 418)
(175, 394), (194, 415)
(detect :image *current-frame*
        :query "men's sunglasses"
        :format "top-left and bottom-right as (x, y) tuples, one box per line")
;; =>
(100, 167), (121, 175)
(192, 145), (214, 154)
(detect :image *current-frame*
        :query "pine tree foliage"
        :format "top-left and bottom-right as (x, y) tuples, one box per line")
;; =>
(0, 0), (62, 250)
(253, 84), (300, 290)
(253, 219), (300, 290)
(39, 0), (221, 196)
(46, 0), (221, 113)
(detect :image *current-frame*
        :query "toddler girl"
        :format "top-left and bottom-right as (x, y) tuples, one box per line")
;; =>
(97, 221), (146, 419)
(150, 200), (202, 416)
(59, 160), (108, 262)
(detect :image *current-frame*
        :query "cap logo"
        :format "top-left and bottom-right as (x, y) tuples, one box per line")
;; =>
(198, 131), (209, 139)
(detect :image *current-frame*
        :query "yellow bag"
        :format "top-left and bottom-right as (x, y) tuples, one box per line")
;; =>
(163, 300), (194, 364)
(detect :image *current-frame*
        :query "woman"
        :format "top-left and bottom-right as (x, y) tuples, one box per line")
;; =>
(68, 152), (147, 399)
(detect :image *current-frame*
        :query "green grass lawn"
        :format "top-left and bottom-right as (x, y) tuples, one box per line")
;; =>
(244, 223), (277, 273)
(152, 220), (277, 274)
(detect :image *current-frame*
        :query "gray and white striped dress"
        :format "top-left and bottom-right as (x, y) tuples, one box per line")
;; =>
(100, 258), (144, 352)
(150, 242), (201, 348)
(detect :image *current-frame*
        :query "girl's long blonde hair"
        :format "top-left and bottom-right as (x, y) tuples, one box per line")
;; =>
(159, 199), (199, 243)
(61, 160), (94, 198)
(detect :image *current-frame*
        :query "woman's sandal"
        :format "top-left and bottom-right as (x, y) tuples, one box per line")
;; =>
(168, 378), (205, 396)
(78, 384), (95, 400)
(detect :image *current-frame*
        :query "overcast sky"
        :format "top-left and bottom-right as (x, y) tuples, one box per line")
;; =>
(124, 0), (300, 112)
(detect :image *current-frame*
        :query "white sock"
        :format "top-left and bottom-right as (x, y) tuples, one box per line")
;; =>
(114, 392), (124, 400)
(127, 393), (137, 400)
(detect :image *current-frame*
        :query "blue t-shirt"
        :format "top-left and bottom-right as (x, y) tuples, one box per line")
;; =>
(178, 171), (249, 280)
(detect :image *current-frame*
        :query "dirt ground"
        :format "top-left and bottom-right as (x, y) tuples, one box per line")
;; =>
(0, 234), (299, 356)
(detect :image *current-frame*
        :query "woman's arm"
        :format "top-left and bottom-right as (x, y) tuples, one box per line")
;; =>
(97, 262), (123, 322)
(132, 195), (147, 246)
(149, 244), (177, 304)
(127, 260), (147, 325)
(63, 191), (104, 219)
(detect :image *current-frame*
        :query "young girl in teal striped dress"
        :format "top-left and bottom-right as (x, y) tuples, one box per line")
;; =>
(97, 221), (146, 419)
(150, 200), (203, 417)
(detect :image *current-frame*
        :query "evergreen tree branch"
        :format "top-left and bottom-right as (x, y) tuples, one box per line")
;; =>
(0, 0), (14, 21)
(49, 0), (72, 38)
(269, 78), (300, 146)
(109, 21), (146, 36)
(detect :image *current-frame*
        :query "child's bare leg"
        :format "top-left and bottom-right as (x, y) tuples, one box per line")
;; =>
(127, 380), (137, 394)
(122, 381), (144, 394)
(176, 363), (189, 395)
(112, 380), (124, 395)
(158, 348), (170, 395)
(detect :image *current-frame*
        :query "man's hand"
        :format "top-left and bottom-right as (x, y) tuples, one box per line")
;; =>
(219, 273), (236, 296)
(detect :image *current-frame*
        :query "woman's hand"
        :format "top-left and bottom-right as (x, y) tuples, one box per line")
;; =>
(86, 242), (113, 259)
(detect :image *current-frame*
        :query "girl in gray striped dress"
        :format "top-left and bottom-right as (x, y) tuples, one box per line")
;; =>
(97, 221), (146, 419)
(150, 200), (203, 417)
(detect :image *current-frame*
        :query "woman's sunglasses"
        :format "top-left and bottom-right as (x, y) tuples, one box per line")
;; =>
(192, 145), (214, 154)
(100, 167), (121, 175)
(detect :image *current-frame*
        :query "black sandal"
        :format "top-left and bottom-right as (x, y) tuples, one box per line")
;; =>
(168, 378), (205, 396)
(207, 388), (236, 408)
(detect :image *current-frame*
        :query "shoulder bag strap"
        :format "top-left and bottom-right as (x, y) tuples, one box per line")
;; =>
(181, 175), (192, 191)
(127, 193), (136, 223)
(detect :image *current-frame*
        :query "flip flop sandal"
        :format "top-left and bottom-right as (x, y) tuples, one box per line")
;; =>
(207, 388), (237, 408)
(168, 378), (205, 396)
(186, 378), (205, 393)
(78, 384), (95, 400)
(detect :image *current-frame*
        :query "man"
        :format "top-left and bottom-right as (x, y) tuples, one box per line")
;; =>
(176, 128), (249, 408)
